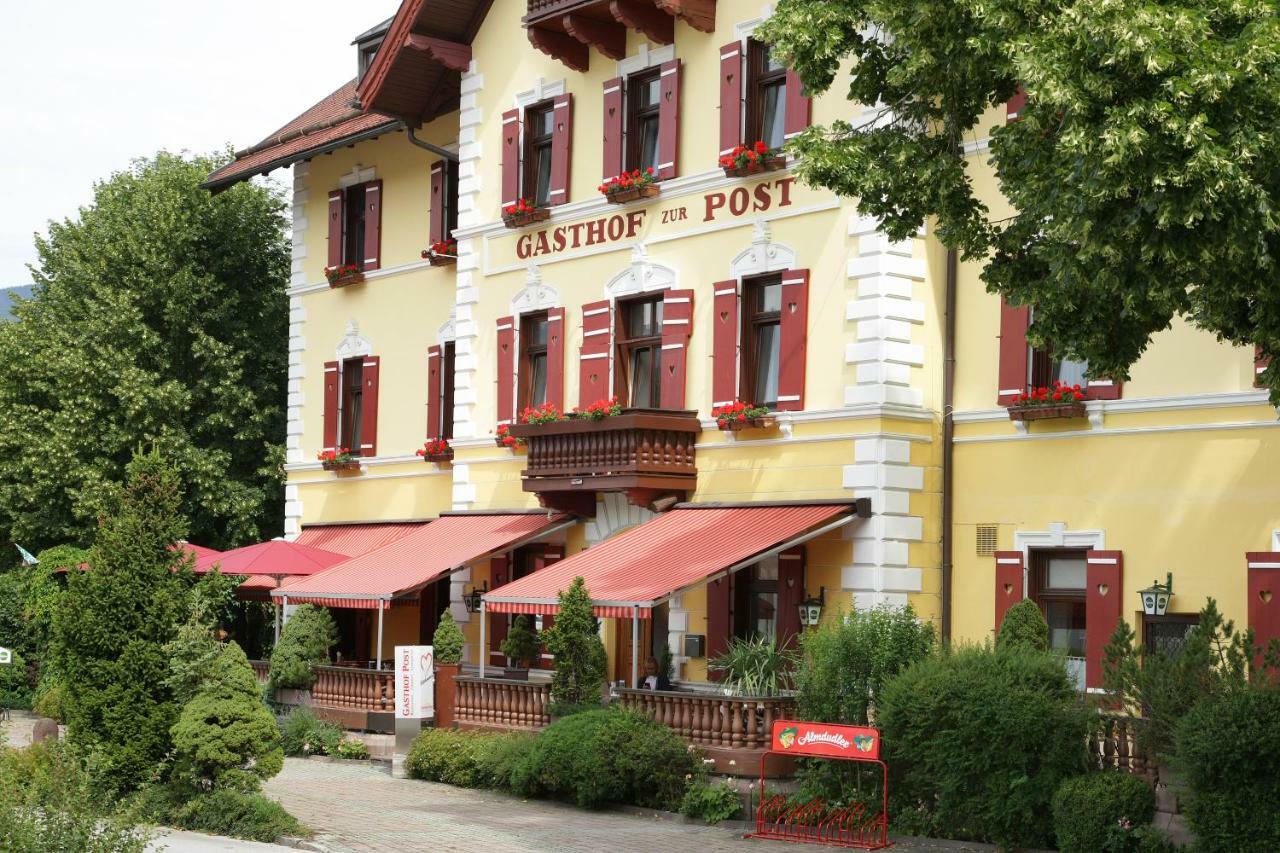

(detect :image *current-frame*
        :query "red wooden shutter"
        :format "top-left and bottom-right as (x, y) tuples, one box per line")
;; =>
(997, 298), (1031, 405)
(1085, 550), (1124, 690)
(536, 545), (564, 666)
(359, 355), (380, 457)
(1254, 346), (1270, 388)
(1086, 377), (1123, 400)
(783, 68), (811, 140)
(488, 554), (510, 663)
(777, 546), (805, 649)
(496, 317), (515, 425)
(602, 77), (623, 180)
(322, 360), (340, 453)
(657, 59), (681, 180)
(1247, 552), (1280, 664)
(993, 551), (1025, 632)
(501, 109), (522, 207)
(777, 269), (809, 412)
(326, 190), (343, 267)
(719, 42), (743, 157)
(426, 345), (442, 439)
(546, 307), (566, 411)
(659, 289), (693, 409)
(712, 280), (739, 407)
(1006, 86), (1027, 123)
(549, 94), (573, 207)
(579, 300), (612, 407)
(706, 575), (731, 680)
(429, 161), (445, 245)
(362, 180), (382, 271)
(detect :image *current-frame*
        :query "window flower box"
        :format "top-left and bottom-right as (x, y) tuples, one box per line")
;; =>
(502, 199), (550, 229)
(317, 449), (361, 472)
(1007, 381), (1088, 422)
(719, 142), (786, 178)
(495, 424), (525, 449)
(599, 169), (659, 204)
(422, 240), (457, 267)
(324, 265), (364, 289)
(714, 401), (776, 431)
(416, 438), (454, 463)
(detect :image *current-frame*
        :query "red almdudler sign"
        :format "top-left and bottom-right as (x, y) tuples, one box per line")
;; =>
(770, 719), (881, 760)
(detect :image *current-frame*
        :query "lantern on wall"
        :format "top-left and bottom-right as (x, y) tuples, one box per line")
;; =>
(798, 587), (826, 627)
(1139, 573), (1174, 617)
(462, 581), (488, 614)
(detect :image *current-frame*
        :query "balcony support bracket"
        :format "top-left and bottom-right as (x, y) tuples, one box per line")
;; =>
(563, 13), (627, 61)
(537, 491), (598, 518)
(609, 0), (675, 44)
(527, 25), (591, 72)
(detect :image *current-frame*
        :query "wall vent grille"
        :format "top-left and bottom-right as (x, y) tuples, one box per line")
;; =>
(976, 524), (998, 556)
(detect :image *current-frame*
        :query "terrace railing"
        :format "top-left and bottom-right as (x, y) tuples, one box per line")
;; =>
(455, 676), (551, 731)
(617, 688), (798, 750)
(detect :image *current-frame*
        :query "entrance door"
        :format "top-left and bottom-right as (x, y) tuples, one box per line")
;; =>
(614, 618), (654, 685)
(418, 575), (452, 645)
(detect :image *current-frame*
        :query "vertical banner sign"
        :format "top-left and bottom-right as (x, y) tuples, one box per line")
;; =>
(394, 645), (435, 719)
(770, 719), (881, 760)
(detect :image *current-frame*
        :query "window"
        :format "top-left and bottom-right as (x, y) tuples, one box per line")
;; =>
(626, 68), (662, 174)
(617, 295), (664, 408)
(747, 40), (787, 149)
(524, 101), (555, 207)
(444, 159), (459, 240)
(519, 312), (549, 411)
(441, 341), (455, 440)
(343, 184), (368, 269)
(357, 40), (381, 82)
(742, 275), (783, 408)
(1143, 614), (1199, 660)
(1028, 309), (1088, 389)
(732, 563), (778, 642)
(1030, 550), (1087, 689)
(340, 357), (364, 455)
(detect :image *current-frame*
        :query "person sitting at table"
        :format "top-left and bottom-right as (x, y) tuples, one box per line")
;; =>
(636, 655), (671, 691)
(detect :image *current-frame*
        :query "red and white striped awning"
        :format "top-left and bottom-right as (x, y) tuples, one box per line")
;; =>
(293, 521), (427, 557)
(484, 502), (867, 619)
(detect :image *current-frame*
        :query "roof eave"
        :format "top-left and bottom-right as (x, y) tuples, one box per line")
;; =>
(201, 119), (401, 193)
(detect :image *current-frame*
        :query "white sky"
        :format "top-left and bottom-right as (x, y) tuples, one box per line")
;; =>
(0, 0), (402, 286)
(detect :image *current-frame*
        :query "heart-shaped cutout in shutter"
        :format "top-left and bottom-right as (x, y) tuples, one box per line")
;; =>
(1003, 583), (1014, 596)
(1096, 584), (1109, 597)
(720, 310), (729, 322)
(1261, 590), (1274, 604)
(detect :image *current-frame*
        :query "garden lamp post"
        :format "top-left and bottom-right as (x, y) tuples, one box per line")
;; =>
(798, 587), (826, 628)
(1139, 573), (1174, 617)
(462, 581), (488, 614)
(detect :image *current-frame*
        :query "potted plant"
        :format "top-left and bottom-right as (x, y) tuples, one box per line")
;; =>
(495, 423), (525, 449)
(500, 615), (540, 681)
(432, 610), (464, 730)
(569, 397), (622, 421)
(1007, 380), (1087, 422)
(599, 168), (659, 204)
(719, 141), (786, 178)
(324, 264), (363, 288)
(501, 198), (550, 229)
(416, 438), (453, 463)
(421, 239), (457, 266)
(713, 400), (776, 431)
(317, 448), (360, 472)
(519, 401), (567, 425)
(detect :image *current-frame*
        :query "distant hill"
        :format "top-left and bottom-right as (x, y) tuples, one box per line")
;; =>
(0, 286), (34, 321)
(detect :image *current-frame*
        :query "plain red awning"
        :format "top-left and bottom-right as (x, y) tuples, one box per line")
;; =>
(274, 512), (574, 610)
(484, 502), (866, 618)
(294, 522), (427, 557)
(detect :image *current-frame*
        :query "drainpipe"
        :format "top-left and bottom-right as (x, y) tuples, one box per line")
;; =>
(941, 248), (958, 645)
(403, 121), (459, 162)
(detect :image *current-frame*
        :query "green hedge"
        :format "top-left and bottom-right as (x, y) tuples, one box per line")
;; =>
(406, 728), (535, 790)
(1176, 685), (1280, 853)
(137, 784), (304, 843)
(1052, 773), (1155, 853)
(877, 645), (1090, 849)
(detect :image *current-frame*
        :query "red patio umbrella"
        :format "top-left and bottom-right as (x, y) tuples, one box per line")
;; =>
(193, 539), (346, 577)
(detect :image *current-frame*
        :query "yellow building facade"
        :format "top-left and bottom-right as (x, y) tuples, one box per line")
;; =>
(207, 0), (1280, 690)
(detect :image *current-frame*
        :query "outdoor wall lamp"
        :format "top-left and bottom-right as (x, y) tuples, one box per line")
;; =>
(1139, 573), (1174, 616)
(798, 587), (826, 627)
(462, 581), (488, 614)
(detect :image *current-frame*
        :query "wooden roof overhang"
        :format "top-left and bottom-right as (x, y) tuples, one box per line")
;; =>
(358, 0), (494, 124)
(522, 0), (716, 72)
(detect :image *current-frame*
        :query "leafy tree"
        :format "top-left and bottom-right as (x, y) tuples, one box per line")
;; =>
(268, 604), (337, 690)
(758, 0), (1280, 399)
(170, 642), (283, 792)
(542, 577), (606, 706)
(432, 610), (465, 666)
(997, 599), (1050, 653)
(49, 450), (191, 792)
(0, 151), (288, 552)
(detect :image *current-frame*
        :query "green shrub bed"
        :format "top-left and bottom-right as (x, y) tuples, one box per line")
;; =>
(1052, 772), (1156, 853)
(278, 708), (343, 757)
(137, 784), (304, 843)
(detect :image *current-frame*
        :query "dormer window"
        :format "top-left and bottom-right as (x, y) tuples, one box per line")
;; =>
(358, 41), (382, 81)
(352, 16), (391, 83)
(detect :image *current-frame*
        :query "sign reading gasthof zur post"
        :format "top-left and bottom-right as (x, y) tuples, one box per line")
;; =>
(394, 645), (434, 719)
(0, 647), (11, 665)
(771, 719), (881, 760)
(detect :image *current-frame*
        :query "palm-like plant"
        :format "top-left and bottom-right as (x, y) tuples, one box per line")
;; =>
(709, 635), (796, 696)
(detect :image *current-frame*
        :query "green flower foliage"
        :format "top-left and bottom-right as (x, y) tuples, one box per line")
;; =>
(49, 450), (192, 793)
(542, 577), (606, 706)
(679, 780), (743, 824)
(997, 599), (1050, 653)
(0, 151), (288, 552)
(759, 0), (1280, 402)
(269, 604), (337, 690)
(170, 642), (283, 792)
(431, 609), (465, 665)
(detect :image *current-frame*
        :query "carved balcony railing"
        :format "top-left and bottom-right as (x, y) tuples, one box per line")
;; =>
(524, 1), (716, 72)
(617, 689), (797, 750)
(508, 408), (700, 513)
(1090, 714), (1151, 778)
(310, 665), (395, 712)
(249, 660), (270, 683)
(455, 676), (552, 732)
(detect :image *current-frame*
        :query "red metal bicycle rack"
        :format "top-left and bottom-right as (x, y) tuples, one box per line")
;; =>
(746, 719), (891, 850)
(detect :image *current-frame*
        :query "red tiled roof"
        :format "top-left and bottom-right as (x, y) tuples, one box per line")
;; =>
(203, 80), (399, 192)
(294, 522), (427, 558)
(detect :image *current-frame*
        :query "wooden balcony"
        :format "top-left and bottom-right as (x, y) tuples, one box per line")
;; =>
(523, 0), (715, 71)
(508, 408), (700, 514)
(455, 676), (551, 732)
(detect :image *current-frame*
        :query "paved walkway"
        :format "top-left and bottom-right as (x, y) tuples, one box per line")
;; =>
(264, 758), (996, 853)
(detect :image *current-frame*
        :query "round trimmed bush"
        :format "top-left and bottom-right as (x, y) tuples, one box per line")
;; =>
(997, 599), (1049, 652)
(1052, 772), (1155, 853)
(1176, 685), (1280, 853)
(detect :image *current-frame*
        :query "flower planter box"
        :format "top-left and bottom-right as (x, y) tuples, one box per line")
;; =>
(427, 254), (457, 267)
(421, 449), (454, 463)
(718, 416), (778, 432)
(605, 184), (660, 204)
(502, 666), (531, 682)
(321, 459), (362, 472)
(722, 156), (787, 178)
(327, 272), (365, 289)
(502, 207), (551, 229)
(1007, 402), (1088, 422)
